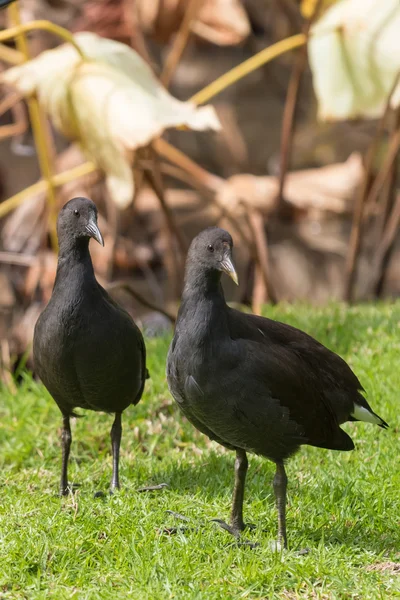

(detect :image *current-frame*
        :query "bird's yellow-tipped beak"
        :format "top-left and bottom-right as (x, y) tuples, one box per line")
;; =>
(221, 255), (239, 285)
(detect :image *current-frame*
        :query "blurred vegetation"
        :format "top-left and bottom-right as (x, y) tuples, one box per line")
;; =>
(0, 0), (399, 374)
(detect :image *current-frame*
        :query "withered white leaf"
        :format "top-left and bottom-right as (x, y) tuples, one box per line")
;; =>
(1, 32), (221, 208)
(308, 0), (400, 121)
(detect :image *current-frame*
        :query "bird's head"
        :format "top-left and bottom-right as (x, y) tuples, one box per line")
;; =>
(57, 197), (104, 248)
(186, 227), (238, 285)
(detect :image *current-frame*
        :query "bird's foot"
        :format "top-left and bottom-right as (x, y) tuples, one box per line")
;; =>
(165, 510), (191, 522)
(211, 519), (259, 548)
(59, 483), (80, 497)
(94, 490), (107, 499)
(92, 482), (121, 499)
(211, 518), (255, 537)
(137, 483), (169, 492)
(160, 510), (199, 535)
(93, 489), (120, 499)
(109, 484), (121, 496)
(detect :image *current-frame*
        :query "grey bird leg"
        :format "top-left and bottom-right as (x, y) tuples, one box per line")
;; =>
(230, 449), (248, 533)
(213, 449), (253, 539)
(273, 462), (288, 549)
(110, 412), (122, 491)
(60, 415), (72, 496)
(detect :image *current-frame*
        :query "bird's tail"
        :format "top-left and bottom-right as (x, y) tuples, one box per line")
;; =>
(350, 403), (389, 429)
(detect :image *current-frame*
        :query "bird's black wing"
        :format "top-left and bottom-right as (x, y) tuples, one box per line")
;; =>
(226, 309), (361, 451)
(96, 283), (148, 403)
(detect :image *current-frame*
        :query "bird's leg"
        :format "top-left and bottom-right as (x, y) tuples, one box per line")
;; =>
(273, 462), (288, 549)
(230, 449), (248, 534)
(212, 449), (254, 541)
(110, 412), (122, 491)
(60, 415), (72, 496)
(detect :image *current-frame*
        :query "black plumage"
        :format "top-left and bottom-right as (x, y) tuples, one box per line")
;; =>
(33, 197), (147, 495)
(166, 227), (388, 548)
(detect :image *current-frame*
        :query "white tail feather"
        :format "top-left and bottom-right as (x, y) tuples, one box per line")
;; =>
(351, 404), (382, 425)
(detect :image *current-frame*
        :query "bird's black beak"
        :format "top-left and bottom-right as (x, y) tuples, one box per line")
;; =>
(220, 253), (239, 285)
(86, 214), (104, 246)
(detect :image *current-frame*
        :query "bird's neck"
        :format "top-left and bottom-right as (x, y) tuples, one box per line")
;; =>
(179, 271), (229, 339)
(54, 239), (96, 291)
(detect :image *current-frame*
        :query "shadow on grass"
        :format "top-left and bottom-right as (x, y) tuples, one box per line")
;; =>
(151, 451), (399, 554)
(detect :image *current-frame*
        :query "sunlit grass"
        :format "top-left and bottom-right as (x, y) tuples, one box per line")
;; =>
(0, 302), (399, 599)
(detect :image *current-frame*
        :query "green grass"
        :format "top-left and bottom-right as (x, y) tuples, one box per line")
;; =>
(1, 302), (399, 599)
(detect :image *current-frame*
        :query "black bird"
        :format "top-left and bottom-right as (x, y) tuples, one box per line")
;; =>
(33, 197), (147, 496)
(166, 227), (388, 548)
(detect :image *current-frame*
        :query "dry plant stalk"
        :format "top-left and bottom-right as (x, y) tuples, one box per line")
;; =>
(160, 0), (202, 88)
(278, 0), (323, 206)
(344, 76), (400, 302)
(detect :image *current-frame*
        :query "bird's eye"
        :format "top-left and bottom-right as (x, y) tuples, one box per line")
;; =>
(207, 244), (214, 253)
(74, 209), (80, 217)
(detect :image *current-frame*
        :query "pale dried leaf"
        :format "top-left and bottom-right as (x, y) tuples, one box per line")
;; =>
(309, 0), (400, 120)
(1, 32), (221, 208)
(134, 0), (250, 46)
(216, 154), (363, 214)
(193, 0), (250, 46)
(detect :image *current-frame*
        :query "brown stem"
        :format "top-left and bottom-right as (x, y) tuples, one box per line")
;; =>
(153, 139), (273, 290)
(146, 148), (189, 255)
(277, 44), (307, 205)
(278, 0), (323, 207)
(144, 148), (187, 299)
(371, 192), (400, 295)
(160, 0), (202, 88)
(106, 281), (175, 323)
(153, 139), (253, 248)
(0, 251), (36, 266)
(0, 91), (25, 118)
(373, 107), (400, 296)
(343, 77), (399, 302)
(364, 127), (400, 210)
(247, 210), (276, 309)
(154, 138), (222, 192)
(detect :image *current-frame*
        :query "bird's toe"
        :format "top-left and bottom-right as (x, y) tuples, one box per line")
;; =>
(211, 518), (255, 537)
(161, 510), (199, 535)
(137, 482), (169, 492)
(212, 519), (259, 548)
(211, 518), (244, 538)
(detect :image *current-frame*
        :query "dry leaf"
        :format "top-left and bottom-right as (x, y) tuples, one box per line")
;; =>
(134, 0), (250, 46)
(1, 32), (221, 208)
(216, 154), (363, 214)
(309, 0), (400, 120)
(192, 0), (250, 46)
